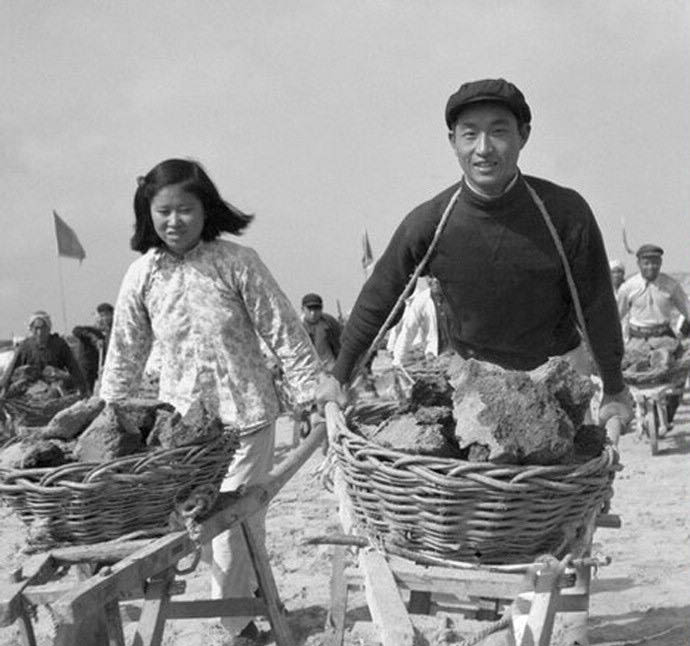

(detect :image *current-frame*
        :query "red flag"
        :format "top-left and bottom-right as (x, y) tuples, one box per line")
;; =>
(361, 230), (374, 270)
(53, 211), (86, 262)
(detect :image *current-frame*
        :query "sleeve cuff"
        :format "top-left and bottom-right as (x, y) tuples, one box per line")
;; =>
(600, 368), (625, 395)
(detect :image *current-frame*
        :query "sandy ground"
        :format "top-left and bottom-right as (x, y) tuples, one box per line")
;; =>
(0, 402), (688, 646)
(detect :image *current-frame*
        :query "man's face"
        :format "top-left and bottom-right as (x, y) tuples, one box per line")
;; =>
(449, 102), (530, 196)
(30, 321), (49, 345)
(610, 269), (625, 289)
(96, 310), (113, 332)
(302, 305), (322, 324)
(638, 256), (662, 281)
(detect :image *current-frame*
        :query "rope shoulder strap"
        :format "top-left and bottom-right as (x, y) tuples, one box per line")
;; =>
(523, 180), (594, 359)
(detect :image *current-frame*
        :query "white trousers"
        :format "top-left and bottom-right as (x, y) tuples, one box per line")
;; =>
(202, 422), (276, 635)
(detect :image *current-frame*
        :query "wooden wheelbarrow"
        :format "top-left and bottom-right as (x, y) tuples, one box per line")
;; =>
(0, 421), (328, 646)
(322, 402), (620, 646)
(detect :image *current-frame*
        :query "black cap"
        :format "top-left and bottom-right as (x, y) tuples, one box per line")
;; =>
(636, 244), (664, 258)
(445, 78), (531, 129)
(302, 293), (323, 308)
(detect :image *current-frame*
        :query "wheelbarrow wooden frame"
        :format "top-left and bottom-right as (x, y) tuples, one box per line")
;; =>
(323, 402), (620, 646)
(0, 421), (328, 646)
(629, 381), (685, 455)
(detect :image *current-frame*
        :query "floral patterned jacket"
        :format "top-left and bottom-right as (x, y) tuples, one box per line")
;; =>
(99, 239), (321, 431)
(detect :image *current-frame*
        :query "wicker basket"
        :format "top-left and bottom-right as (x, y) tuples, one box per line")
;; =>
(331, 403), (619, 564)
(0, 433), (237, 545)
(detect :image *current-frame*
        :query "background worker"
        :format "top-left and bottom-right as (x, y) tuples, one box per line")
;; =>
(609, 259), (626, 294)
(319, 77), (632, 430)
(1, 310), (87, 396)
(617, 244), (690, 423)
(300, 293), (342, 372)
(618, 244), (690, 340)
(72, 302), (115, 394)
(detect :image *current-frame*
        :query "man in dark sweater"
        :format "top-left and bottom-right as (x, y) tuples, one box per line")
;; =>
(300, 293), (342, 372)
(319, 78), (631, 425)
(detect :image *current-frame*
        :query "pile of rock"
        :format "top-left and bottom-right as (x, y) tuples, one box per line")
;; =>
(0, 397), (227, 470)
(356, 353), (603, 465)
(622, 336), (690, 384)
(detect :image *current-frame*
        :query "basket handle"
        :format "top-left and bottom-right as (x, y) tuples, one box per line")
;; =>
(523, 180), (594, 361)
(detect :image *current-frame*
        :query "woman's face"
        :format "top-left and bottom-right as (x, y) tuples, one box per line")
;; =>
(150, 183), (205, 255)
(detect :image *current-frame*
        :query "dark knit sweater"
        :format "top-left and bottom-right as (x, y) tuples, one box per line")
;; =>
(333, 174), (624, 394)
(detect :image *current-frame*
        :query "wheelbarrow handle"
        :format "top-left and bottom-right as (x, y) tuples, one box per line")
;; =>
(604, 416), (623, 447)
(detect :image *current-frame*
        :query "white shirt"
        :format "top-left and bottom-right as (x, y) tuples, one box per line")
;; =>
(392, 288), (438, 366)
(617, 272), (690, 328)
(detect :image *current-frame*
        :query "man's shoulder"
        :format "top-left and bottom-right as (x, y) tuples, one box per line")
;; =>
(522, 175), (588, 205)
(321, 312), (342, 329)
(399, 181), (463, 236)
(658, 272), (683, 290)
(406, 181), (463, 219)
(523, 174), (595, 231)
(620, 273), (643, 292)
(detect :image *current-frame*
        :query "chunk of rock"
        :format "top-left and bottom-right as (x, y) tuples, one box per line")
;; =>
(42, 397), (105, 440)
(146, 399), (224, 450)
(450, 359), (575, 465)
(409, 374), (453, 409)
(1, 439), (72, 469)
(529, 358), (596, 427)
(118, 399), (173, 443)
(573, 424), (607, 461)
(361, 412), (460, 457)
(74, 404), (143, 462)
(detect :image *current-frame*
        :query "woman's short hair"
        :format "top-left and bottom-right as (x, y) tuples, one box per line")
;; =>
(131, 159), (254, 253)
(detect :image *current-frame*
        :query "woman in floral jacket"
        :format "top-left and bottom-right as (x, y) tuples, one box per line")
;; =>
(100, 158), (322, 643)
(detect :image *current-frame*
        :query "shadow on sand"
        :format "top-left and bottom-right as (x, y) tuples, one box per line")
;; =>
(590, 576), (636, 595)
(589, 605), (690, 645)
(656, 429), (690, 457)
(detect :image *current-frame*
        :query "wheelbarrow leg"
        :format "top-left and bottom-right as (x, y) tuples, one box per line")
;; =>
(131, 569), (174, 646)
(326, 544), (348, 646)
(16, 602), (37, 646)
(241, 520), (294, 646)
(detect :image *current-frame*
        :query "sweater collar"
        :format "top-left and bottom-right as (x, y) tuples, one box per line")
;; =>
(463, 171), (520, 200)
(461, 171), (525, 210)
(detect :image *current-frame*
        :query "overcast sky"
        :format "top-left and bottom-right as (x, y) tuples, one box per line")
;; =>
(1, 1), (688, 336)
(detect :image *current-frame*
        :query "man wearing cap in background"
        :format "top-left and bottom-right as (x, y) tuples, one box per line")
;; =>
(609, 259), (626, 295)
(617, 244), (690, 340)
(617, 244), (690, 423)
(300, 293), (342, 372)
(1, 310), (87, 396)
(318, 77), (631, 430)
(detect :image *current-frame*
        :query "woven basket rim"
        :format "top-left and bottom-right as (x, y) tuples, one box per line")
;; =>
(337, 410), (618, 481)
(0, 433), (236, 494)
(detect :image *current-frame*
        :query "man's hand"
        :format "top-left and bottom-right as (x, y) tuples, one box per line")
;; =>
(598, 386), (634, 426)
(315, 373), (348, 411)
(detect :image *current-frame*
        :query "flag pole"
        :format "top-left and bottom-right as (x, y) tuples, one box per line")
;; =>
(52, 212), (69, 333)
(55, 250), (68, 332)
